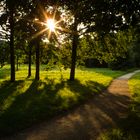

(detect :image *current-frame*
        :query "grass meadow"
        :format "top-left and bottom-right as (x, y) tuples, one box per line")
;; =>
(0, 65), (126, 136)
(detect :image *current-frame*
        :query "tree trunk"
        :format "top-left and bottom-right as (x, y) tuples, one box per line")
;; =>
(9, 8), (15, 82)
(16, 55), (18, 71)
(35, 39), (40, 80)
(70, 19), (78, 81)
(28, 43), (32, 78)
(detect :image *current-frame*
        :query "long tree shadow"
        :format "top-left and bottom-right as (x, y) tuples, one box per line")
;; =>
(43, 91), (132, 140)
(0, 79), (134, 140)
(66, 80), (106, 102)
(0, 80), (24, 109)
(118, 97), (140, 139)
(0, 69), (10, 79)
(0, 79), (106, 137)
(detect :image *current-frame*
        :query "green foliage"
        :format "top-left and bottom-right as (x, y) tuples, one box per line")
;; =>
(58, 43), (72, 69)
(0, 40), (9, 67)
(77, 28), (135, 69)
(130, 27), (140, 67)
(1, 0), (140, 81)
(108, 57), (130, 70)
(40, 41), (72, 70)
(0, 65), (125, 136)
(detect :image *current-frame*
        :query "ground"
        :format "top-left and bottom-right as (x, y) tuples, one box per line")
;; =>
(2, 70), (140, 140)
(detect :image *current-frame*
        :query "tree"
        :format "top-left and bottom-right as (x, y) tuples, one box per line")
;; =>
(131, 24), (140, 67)
(56, 1), (95, 80)
(8, 0), (15, 82)
(58, 0), (140, 80)
(0, 0), (29, 82)
(15, 17), (35, 78)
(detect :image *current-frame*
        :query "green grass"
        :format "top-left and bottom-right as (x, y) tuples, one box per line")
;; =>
(0, 65), (125, 136)
(98, 72), (140, 140)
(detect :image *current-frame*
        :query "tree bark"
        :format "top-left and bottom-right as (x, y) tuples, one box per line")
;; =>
(35, 39), (40, 80)
(16, 55), (18, 71)
(28, 42), (32, 78)
(70, 19), (78, 81)
(9, 8), (15, 82)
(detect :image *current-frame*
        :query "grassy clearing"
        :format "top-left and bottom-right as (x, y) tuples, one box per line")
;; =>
(98, 72), (140, 140)
(0, 65), (125, 136)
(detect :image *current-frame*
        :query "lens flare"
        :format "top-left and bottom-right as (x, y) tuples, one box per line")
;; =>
(31, 7), (72, 41)
(46, 19), (55, 32)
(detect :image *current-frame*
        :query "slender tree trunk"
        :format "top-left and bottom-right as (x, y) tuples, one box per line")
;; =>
(70, 20), (78, 81)
(28, 43), (32, 78)
(35, 39), (40, 80)
(16, 55), (18, 71)
(9, 8), (15, 82)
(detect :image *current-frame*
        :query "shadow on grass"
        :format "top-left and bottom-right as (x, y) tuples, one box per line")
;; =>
(97, 92), (140, 140)
(0, 69), (10, 79)
(43, 91), (132, 140)
(0, 79), (105, 137)
(0, 80), (24, 108)
(117, 99), (140, 139)
(0, 79), (136, 140)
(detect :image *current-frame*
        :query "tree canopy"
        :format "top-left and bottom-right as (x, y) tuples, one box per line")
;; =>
(0, 0), (140, 81)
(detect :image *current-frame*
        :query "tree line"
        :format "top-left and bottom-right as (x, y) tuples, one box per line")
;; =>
(0, 0), (140, 82)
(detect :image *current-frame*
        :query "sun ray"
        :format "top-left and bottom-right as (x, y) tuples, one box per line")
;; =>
(54, 30), (58, 37)
(48, 30), (52, 40)
(55, 26), (72, 34)
(31, 28), (48, 40)
(55, 18), (63, 25)
(53, 8), (57, 21)
(31, 6), (72, 42)
(42, 7), (48, 21)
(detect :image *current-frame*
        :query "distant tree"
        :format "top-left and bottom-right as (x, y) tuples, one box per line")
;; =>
(15, 21), (35, 77)
(131, 24), (140, 67)
(77, 28), (135, 69)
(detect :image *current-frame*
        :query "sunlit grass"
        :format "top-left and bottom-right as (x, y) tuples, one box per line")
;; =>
(0, 65), (125, 136)
(0, 65), (10, 82)
(129, 73), (140, 102)
(98, 129), (138, 140)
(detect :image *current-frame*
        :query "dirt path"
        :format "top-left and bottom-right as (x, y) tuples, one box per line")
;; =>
(2, 70), (140, 140)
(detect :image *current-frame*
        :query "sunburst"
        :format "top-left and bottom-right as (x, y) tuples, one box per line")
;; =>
(31, 6), (72, 42)
(46, 19), (55, 32)
(32, 17), (60, 40)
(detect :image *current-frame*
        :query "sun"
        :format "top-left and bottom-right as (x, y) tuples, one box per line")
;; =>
(46, 19), (55, 32)
(32, 12), (66, 40)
